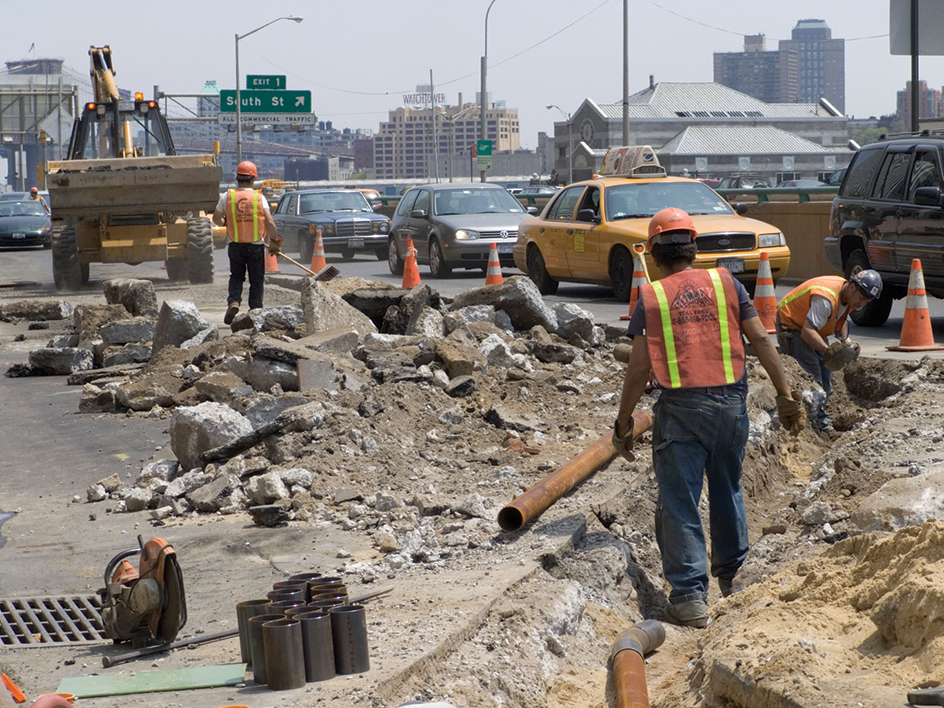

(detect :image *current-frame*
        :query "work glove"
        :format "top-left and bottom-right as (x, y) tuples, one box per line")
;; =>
(612, 421), (636, 462)
(775, 393), (805, 436)
(822, 340), (860, 372)
(267, 237), (282, 255)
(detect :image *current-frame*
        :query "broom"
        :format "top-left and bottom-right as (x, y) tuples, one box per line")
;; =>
(273, 249), (340, 281)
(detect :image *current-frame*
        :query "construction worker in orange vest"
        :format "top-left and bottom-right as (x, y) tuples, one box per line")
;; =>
(29, 187), (49, 213)
(212, 161), (282, 325)
(613, 208), (803, 629)
(775, 270), (881, 432)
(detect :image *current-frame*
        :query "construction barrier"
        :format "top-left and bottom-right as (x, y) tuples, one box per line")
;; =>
(887, 258), (944, 352)
(753, 251), (777, 333)
(403, 236), (421, 289)
(485, 243), (503, 285)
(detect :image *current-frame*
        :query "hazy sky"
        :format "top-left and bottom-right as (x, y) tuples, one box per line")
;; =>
(9, 0), (942, 149)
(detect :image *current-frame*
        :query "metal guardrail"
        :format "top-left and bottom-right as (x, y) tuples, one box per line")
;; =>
(717, 186), (838, 204)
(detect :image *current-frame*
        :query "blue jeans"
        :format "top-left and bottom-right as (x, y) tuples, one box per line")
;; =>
(228, 242), (265, 310)
(784, 329), (831, 429)
(652, 390), (750, 604)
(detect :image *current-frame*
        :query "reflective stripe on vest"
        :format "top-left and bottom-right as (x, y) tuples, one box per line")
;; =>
(777, 275), (848, 337)
(227, 189), (264, 243)
(644, 268), (744, 389)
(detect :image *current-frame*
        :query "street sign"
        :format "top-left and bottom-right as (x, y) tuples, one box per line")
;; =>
(220, 89), (311, 113)
(476, 139), (493, 171)
(217, 113), (315, 125)
(247, 75), (286, 90)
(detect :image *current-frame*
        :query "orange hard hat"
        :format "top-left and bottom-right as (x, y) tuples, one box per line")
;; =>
(236, 161), (258, 178)
(647, 208), (697, 252)
(30, 187), (38, 194)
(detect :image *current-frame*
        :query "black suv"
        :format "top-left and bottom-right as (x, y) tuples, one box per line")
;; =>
(827, 134), (944, 326)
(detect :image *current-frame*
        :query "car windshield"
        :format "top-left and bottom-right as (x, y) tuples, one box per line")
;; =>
(434, 189), (525, 216)
(604, 181), (734, 221)
(299, 192), (372, 214)
(0, 201), (46, 217)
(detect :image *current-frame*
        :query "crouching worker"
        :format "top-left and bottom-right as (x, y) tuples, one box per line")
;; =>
(613, 208), (803, 628)
(775, 269), (882, 432)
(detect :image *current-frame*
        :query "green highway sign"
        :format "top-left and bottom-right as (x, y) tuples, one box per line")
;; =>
(220, 89), (311, 113)
(247, 75), (286, 90)
(476, 139), (493, 170)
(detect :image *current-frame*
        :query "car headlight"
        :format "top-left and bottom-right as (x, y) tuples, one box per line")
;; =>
(758, 232), (785, 248)
(322, 223), (335, 235)
(454, 229), (481, 240)
(374, 221), (390, 234)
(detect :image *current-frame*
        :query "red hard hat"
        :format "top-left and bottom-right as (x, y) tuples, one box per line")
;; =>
(30, 187), (38, 194)
(647, 208), (697, 252)
(236, 161), (258, 178)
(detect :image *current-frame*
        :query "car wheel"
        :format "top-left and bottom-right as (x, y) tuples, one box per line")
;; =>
(845, 249), (893, 327)
(387, 235), (404, 276)
(299, 236), (314, 267)
(428, 239), (451, 278)
(609, 247), (633, 302)
(341, 249), (355, 260)
(375, 244), (388, 261)
(527, 245), (558, 295)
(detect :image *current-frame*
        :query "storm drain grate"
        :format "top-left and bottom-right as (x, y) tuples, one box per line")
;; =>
(0, 595), (107, 646)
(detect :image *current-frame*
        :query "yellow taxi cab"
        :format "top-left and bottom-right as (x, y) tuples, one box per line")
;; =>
(512, 146), (790, 300)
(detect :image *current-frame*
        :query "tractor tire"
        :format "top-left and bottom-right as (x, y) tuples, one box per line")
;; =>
(52, 225), (83, 292)
(165, 258), (188, 281)
(186, 217), (214, 285)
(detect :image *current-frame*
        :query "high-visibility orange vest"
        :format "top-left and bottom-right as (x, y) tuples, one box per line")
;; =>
(642, 268), (745, 389)
(226, 189), (266, 244)
(777, 275), (849, 337)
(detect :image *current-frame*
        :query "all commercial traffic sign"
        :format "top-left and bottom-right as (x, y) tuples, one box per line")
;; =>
(220, 89), (311, 113)
(217, 113), (315, 126)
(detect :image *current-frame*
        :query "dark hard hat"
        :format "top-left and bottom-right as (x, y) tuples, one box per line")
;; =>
(851, 269), (882, 300)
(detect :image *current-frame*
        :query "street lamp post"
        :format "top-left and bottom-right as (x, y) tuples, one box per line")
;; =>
(480, 0), (498, 183)
(546, 105), (573, 185)
(437, 105), (477, 182)
(235, 16), (303, 166)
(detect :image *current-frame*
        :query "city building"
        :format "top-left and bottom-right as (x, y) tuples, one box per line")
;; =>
(780, 19), (845, 114)
(372, 89), (522, 179)
(896, 80), (943, 131)
(549, 81), (851, 185)
(714, 35), (798, 104)
(0, 58), (80, 189)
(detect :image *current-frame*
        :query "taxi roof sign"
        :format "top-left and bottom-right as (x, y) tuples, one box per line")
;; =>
(599, 146), (666, 178)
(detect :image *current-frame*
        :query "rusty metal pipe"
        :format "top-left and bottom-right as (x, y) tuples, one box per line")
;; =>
(497, 411), (652, 532)
(610, 620), (666, 708)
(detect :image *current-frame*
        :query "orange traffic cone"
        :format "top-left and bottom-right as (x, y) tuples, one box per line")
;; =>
(310, 228), (327, 272)
(265, 247), (279, 273)
(753, 251), (777, 334)
(619, 246), (650, 321)
(402, 236), (421, 288)
(887, 258), (944, 351)
(485, 242), (503, 285)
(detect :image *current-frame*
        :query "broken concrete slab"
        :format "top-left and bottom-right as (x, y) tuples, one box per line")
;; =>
(298, 358), (338, 392)
(28, 347), (94, 375)
(193, 371), (252, 406)
(0, 300), (72, 322)
(151, 300), (212, 355)
(180, 325), (219, 350)
(435, 339), (485, 379)
(552, 302), (595, 342)
(302, 279), (378, 337)
(115, 372), (183, 412)
(851, 468), (944, 533)
(245, 471), (290, 505)
(294, 327), (360, 355)
(79, 383), (117, 414)
(448, 276), (557, 333)
(101, 343), (152, 368)
(169, 402), (254, 472)
(225, 355), (299, 392)
(72, 304), (131, 348)
(100, 318), (155, 346)
(103, 278), (159, 318)
(247, 305), (305, 333)
(187, 474), (243, 512)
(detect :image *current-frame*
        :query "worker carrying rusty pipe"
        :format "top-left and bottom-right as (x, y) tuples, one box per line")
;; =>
(497, 411), (652, 533)
(613, 209), (804, 629)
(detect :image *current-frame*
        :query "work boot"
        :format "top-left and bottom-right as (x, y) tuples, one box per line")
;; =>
(666, 599), (708, 629)
(224, 302), (240, 325)
(719, 577), (734, 598)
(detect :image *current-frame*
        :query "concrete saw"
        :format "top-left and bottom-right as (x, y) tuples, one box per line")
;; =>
(98, 536), (187, 647)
